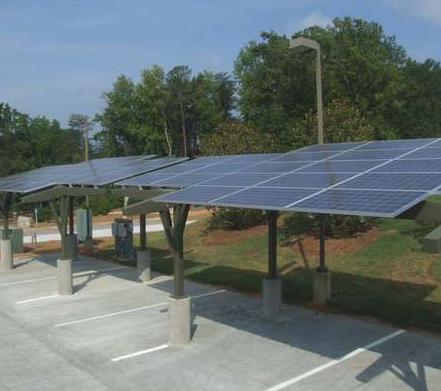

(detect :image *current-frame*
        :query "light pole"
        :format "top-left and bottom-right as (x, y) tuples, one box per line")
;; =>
(289, 36), (324, 144)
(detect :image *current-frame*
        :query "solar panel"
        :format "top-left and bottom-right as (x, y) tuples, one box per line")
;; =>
(292, 189), (427, 217)
(0, 155), (186, 194)
(401, 148), (441, 159)
(145, 138), (441, 218)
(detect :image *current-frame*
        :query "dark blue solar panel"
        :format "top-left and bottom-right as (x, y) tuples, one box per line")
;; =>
(203, 174), (274, 186)
(155, 173), (216, 187)
(299, 160), (383, 173)
(292, 189), (426, 217)
(118, 173), (173, 186)
(154, 164), (205, 174)
(271, 151), (340, 162)
(358, 139), (436, 150)
(264, 173), (354, 188)
(300, 142), (366, 152)
(193, 164), (246, 174)
(337, 173), (441, 191)
(429, 140), (441, 148)
(155, 186), (244, 203)
(402, 148), (441, 159)
(373, 159), (441, 173)
(230, 154), (283, 163)
(238, 162), (310, 173)
(333, 149), (410, 160)
(213, 187), (318, 208)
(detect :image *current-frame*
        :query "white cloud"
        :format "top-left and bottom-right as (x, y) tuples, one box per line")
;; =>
(299, 12), (332, 30)
(386, 0), (441, 26)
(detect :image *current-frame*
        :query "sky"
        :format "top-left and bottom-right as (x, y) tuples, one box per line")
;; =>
(1, 0), (440, 127)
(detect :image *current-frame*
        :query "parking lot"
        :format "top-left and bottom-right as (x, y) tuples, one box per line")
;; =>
(0, 254), (440, 391)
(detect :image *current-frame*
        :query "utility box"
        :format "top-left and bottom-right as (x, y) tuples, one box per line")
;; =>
(0, 228), (24, 253)
(112, 218), (135, 260)
(76, 209), (92, 242)
(422, 225), (441, 253)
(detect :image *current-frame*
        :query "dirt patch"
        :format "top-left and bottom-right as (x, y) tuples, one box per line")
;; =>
(202, 224), (268, 246)
(283, 227), (380, 258)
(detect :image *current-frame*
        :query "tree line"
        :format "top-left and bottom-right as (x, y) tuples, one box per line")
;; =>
(2, 16), (441, 177)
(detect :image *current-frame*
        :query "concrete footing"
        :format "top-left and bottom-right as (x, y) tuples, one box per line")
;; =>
(313, 270), (331, 304)
(58, 259), (73, 295)
(66, 234), (78, 261)
(0, 239), (13, 271)
(169, 296), (191, 345)
(137, 250), (151, 282)
(263, 277), (282, 319)
(83, 238), (94, 256)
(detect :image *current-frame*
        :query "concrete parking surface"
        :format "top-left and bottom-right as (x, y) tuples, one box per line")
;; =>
(0, 254), (440, 391)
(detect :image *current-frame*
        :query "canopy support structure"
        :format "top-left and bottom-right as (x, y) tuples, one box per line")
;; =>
(314, 215), (331, 304)
(263, 211), (281, 318)
(0, 192), (13, 271)
(160, 204), (191, 345)
(137, 213), (151, 283)
(50, 196), (73, 295)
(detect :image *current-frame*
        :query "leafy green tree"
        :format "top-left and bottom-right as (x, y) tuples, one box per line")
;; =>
(277, 99), (374, 150)
(95, 75), (137, 156)
(200, 120), (274, 155)
(394, 59), (441, 138)
(235, 17), (408, 144)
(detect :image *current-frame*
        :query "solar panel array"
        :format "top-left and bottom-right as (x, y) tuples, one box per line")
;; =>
(117, 138), (441, 218)
(0, 156), (187, 194)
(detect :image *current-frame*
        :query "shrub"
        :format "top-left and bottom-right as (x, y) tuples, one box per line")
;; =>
(208, 208), (266, 230)
(280, 213), (373, 241)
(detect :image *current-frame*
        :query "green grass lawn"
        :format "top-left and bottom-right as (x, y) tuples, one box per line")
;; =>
(107, 215), (441, 334)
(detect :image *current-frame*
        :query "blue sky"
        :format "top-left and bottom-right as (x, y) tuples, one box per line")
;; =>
(1, 0), (440, 126)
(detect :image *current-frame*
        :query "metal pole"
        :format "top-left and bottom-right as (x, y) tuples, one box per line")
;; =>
(139, 214), (146, 250)
(318, 216), (327, 272)
(2, 194), (9, 241)
(69, 197), (74, 235)
(268, 211), (278, 279)
(316, 47), (324, 145)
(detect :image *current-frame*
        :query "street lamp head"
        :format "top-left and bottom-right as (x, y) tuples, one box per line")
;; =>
(289, 36), (320, 52)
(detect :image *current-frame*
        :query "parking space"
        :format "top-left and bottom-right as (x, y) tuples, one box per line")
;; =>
(0, 254), (440, 391)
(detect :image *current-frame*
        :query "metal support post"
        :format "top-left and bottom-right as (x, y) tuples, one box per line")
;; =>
(317, 216), (328, 273)
(139, 213), (146, 250)
(263, 211), (281, 318)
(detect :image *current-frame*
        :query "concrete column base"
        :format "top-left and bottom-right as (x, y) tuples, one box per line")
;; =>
(263, 277), (282, 319)
(83, 238), (94, 256)
(137, 250), (151, 282)
(58, 259), (73, 295)
(0, 239), (13, 271)
(169, 296), (191, 345)
(66, 234), (78, 261)
(313, 270), (331, 304)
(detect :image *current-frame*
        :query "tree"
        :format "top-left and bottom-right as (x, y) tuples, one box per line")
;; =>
(95, 75), (137, 156)
(166, 66), (193, 157)
(277, 98), (374, 150)
(234, 17), (408, 144)
(200, 120), (274, 155)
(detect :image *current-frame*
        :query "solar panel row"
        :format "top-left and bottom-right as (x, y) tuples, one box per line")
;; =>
(0, 156), (186, 194)
(117, 138), (441, 218)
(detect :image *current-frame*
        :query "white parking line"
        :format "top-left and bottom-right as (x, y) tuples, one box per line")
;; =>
(111, 344), (169, 362)
(54, 302), (168, 327)
(0, 266), (127, 287)
(16, 295), (58, 304)
(53, 289), (226, 328)
(263, 329), (405, 391)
